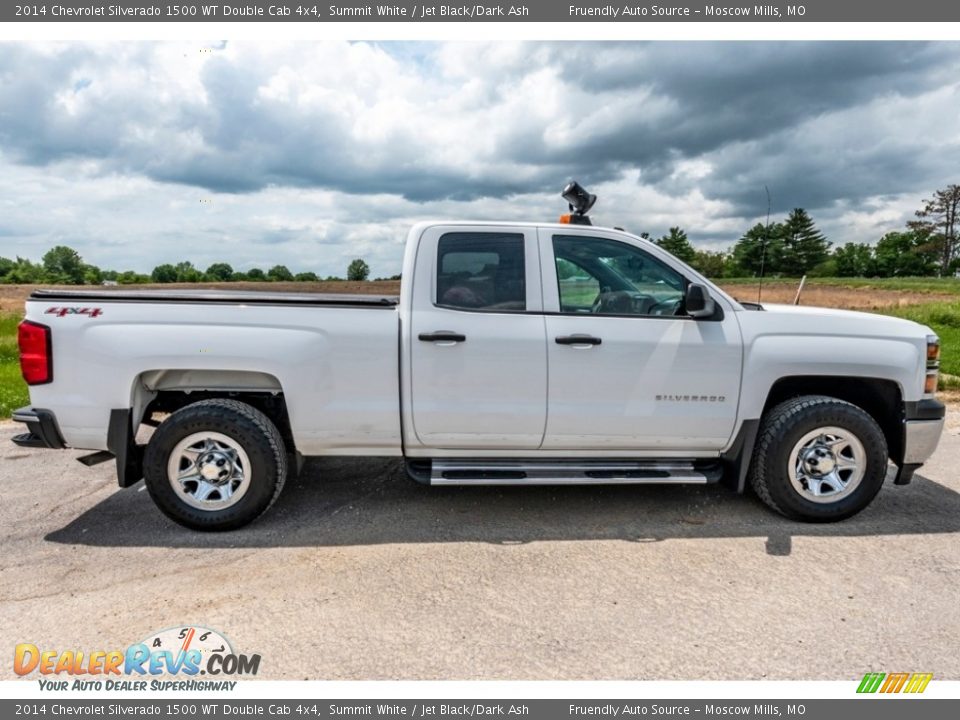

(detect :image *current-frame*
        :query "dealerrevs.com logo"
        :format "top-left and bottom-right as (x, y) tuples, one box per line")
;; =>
(14, 626), (261, 691)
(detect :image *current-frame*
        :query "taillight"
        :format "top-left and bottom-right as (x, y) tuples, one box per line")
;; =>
(18, 321), (52, 385)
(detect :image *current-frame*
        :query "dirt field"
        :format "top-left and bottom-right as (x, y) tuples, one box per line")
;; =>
(719, 283), (959, 310)
(1, 280), (956, 315)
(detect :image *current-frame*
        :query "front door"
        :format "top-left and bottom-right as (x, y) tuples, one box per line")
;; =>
(409, 227), (547, 449)
(540, 229), (743, 452)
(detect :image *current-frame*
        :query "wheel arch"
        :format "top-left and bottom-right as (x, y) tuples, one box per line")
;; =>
(763, 376), (903, 464)
(118, 369), (298, 488)
(726, 375), (904, 493)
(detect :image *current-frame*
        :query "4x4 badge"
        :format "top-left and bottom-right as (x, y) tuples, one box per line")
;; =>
(45, 307), (103, 318)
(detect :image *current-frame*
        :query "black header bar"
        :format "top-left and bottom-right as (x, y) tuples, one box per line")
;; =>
(6, 1), (960, 23)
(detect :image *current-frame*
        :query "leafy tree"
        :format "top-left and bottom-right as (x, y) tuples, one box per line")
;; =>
(82, 264), (103, 285)
(118, 270), (149, 284)
(654, 227), (696, 264)
(834, 243), (876, 277)
(0, 256), (14, 282)
(294, 271), (319, 282)
(324, 275), (343, 282)
(908, 184), (960, 275)
(780, 209), (830, 276)
(246, 268), (266, 281)
(5, 257), (46, 283)
(267, 265), (294, 282)
(691, 250), (728, 278)
(874, 231), (939, 277)
(808, 258), (838, 278)
(42, 245), (86, 284)
(175, 261), (204, 283)
(205, 263), (234, 282)
(731, 223), (784, 276)
(347, 258), (370, 281)
(151, 264), (178, 283)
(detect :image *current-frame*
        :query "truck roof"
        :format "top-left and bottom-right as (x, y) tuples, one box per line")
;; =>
(410, 220), (639, 235)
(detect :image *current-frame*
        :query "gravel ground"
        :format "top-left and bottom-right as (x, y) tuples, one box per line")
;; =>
(1, 414), (959, 680)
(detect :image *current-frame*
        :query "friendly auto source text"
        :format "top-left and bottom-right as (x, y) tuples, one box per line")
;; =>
(569, 5), (802, 17)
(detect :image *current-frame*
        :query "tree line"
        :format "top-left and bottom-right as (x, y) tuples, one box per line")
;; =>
(0, 252), (386, 285)
(2, 184), (957, 284)
(654, 184), (960, 279)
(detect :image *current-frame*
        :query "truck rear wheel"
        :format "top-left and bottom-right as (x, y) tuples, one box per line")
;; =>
(749, 395), (888, 522)
(143, 399), (287, 531)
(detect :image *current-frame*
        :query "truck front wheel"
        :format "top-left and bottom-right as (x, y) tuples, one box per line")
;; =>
(749, 395), (888, 522)
(143, 399), (288, 531)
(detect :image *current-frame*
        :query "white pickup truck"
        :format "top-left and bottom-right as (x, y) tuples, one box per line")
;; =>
(12, 212), (946, 530)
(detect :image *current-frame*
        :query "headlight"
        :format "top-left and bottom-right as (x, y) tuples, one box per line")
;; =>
(925, 335), (940, 394)
(927, 335), (941, 368)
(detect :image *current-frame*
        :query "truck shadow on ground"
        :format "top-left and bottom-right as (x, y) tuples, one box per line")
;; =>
(44, 457), (960, 556)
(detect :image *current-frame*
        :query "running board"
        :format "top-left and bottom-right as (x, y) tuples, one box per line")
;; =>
(424, 460), (721, 486)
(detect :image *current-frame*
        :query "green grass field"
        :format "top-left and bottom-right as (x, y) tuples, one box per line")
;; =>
(0, 313), (27, 418)
(886, 301), (960, 378)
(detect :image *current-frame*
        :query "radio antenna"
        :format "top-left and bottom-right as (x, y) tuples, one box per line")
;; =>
(757, 185), (771, 304)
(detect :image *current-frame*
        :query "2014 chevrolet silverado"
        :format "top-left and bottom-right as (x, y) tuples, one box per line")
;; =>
(12, 195), (946, 530)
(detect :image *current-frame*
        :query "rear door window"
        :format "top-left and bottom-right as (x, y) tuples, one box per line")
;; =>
(437, 233), (526, 311)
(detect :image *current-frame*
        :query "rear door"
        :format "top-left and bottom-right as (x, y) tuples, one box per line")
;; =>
(408, 226), (547, 449)
(539, 228), (743, 452)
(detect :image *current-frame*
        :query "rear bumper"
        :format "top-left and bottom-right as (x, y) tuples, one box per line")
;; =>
(11, 406), (66, 450)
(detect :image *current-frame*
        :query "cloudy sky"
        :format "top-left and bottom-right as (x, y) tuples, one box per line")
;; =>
(1, 41), (958, 277)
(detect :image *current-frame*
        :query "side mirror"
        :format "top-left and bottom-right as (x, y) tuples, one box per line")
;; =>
(685, 283), (716, 319)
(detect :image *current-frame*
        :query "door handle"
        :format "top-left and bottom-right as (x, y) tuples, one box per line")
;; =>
(555, 334), (602, 346)
(419, 332), (466, 343)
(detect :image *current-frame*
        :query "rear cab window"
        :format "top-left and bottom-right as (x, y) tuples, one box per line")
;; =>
(437, 233), (526, 312)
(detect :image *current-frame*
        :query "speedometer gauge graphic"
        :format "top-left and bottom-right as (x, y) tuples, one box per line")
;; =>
(141, 625), (233, 673)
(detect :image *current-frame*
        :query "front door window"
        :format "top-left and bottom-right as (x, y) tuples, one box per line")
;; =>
(553, 235), (686, 317)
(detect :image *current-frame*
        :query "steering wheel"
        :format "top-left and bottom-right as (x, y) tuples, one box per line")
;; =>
(590, 285), (613, 315)
(648, 297), (683, 316)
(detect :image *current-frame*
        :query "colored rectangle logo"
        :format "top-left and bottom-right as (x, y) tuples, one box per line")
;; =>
(858, 672), (932, 694)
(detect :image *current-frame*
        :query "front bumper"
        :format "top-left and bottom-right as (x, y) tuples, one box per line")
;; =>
(895, 399), (946, 484)
(11, 406), (66, 449)
(903, 417), (945, 465)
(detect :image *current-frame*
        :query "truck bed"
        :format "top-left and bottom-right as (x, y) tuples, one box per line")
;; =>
(31, 288), (399, 308)
(23, 288), (403, 454)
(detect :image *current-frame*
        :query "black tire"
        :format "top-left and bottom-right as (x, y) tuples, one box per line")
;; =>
(748, 395), (888, 522)
(143, 399), (287, 531)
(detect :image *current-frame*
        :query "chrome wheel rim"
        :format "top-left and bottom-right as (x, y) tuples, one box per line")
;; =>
(788, 426), (866, 504)
(167, 432), (251, 511)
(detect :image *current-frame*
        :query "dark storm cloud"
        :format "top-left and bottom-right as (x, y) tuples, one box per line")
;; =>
(542, 41), (951, 160)
(500, 42), (960, 212)
(0, 41), (958, 218)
